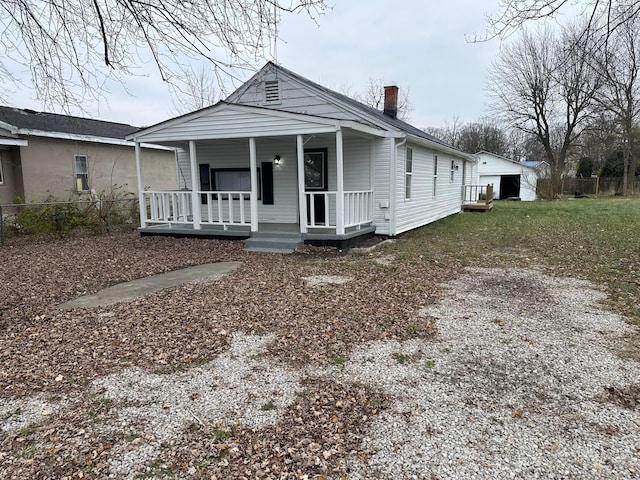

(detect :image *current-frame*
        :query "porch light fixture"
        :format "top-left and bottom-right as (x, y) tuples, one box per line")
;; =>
(274, 155), (281, 165)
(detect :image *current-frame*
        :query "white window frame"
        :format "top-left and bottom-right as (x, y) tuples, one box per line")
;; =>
(433, 154), (438, 197)
(0, 153), (4, 185)
(74, 154), (89, 192)
(450, 160), (455, 183)
(405, 146), (413, 200)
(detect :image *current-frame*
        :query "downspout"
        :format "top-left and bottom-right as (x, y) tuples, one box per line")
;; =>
(389, 136), (406, 237)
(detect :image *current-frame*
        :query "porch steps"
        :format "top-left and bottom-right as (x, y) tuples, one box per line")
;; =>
(244, 232), (303, 254)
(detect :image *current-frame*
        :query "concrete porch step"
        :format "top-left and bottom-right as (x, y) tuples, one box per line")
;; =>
(244, 232), (303, 254)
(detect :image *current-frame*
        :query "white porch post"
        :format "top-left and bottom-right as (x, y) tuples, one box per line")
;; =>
(336, 128), (345, 235)
(188, 140), (201, 230)
(249, 137), (258, 232)
(297, 135), (307, 234)
(135, 142), (147, 228)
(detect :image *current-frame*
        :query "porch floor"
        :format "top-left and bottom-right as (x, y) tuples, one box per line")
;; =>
(138, 222), (377, 247)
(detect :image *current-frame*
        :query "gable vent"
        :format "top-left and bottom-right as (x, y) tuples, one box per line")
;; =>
(264, 80), (280, 103)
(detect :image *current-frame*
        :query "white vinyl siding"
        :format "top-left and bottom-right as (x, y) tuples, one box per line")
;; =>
(229, 72), (361, 121)
(373, 137), (392, 236)
(394, 144), (466, 235)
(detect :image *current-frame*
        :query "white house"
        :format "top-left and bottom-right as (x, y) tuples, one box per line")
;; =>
(475, 151), (548, 201)
(127, 63), (477, 251)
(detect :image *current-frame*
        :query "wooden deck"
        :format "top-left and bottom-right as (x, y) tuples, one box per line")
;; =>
(462, 184), (494, 212)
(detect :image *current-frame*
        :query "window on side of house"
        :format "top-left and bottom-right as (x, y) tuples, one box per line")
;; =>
(264, 80), (281, 104)
(211, 168), (261, 200)
(74, 154), (89, 191)
(433, 154), (438, 197)
(405, 146), (413, 200)
(0, 153), (4, 185)
(450, 160), (455, 182)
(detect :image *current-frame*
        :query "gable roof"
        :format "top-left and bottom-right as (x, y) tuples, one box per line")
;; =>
(0, 106), (137, 139)
(227, 62), (455, 150)
(521, 160), (549, 168)
(476, 151), (538, 170)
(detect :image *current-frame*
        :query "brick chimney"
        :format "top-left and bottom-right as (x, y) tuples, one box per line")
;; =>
(384, 85), (399, 119)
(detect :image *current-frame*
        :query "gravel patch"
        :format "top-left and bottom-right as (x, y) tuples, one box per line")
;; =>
(0, 396), (66, 433)
(93, 333), (302, 478)
(342, 267), (640, 479)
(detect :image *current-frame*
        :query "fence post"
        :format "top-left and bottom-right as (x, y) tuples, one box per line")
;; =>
(0, 205), (3, 245)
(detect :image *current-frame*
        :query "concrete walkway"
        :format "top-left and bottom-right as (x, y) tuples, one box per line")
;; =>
(58, 262), (242, 309)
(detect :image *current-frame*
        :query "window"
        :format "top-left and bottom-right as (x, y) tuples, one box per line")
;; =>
(450, 160), (456, 182)
(405, 147), (413, 199)
(0, 153), (4, 185)
(433, 154), (438, 196)
(211, 168), (260, 200)
(304, 149), (328, 190)
(74, 154), (89, 191)
(264, 80), (280, 103)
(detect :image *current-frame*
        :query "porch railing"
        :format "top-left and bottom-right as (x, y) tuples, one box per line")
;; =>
(198, 191), (252, 227)
(305, 190), (373, 230)
(143, 190), (252, 227)
(344, 190), (373, 228)
(462, 184), (493, 204)
(145, 191), (193, 224)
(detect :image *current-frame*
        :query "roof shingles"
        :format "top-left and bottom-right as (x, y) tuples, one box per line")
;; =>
(0, 106), (138, 139)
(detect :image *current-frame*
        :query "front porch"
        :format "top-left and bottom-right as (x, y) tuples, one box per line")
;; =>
(138, 221), (376, 250)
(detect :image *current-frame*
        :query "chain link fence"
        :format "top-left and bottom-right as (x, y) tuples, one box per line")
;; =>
(0, 198), (139, 244)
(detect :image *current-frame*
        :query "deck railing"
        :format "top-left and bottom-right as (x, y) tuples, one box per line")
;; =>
(462, 184), (493, 204)
(145, 191), (193, 224)
(344, 190), (374, 228)
(143, 190), (252, 227)
(143, 189), (373, 232)
(198, 191), (252, 227)
(305, 190), (374, 230)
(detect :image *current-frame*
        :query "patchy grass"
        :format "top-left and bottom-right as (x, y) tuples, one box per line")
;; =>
(391, 197), (640, 323)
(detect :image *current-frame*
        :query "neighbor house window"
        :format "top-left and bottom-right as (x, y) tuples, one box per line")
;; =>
(74, 154), (89, 191)
(405, 147), (413, 199)
(433, 154), (438, 196)
(264, 80), (280, 104)
(450, 160), (455, 182)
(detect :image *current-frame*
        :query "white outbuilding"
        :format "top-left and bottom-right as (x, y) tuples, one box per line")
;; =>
(475, 151), (548, 201)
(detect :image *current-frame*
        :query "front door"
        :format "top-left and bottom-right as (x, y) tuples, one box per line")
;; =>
(304, 148), (328, 224)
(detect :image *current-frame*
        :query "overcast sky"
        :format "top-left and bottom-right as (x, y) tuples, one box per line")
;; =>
(12, 1), (509, 130)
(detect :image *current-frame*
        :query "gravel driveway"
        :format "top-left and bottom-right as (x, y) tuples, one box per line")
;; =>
(0, 234), (638, 479)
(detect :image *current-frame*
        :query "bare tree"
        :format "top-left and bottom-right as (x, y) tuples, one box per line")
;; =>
(457, 120), (509, 156)
(0, 0), (326, 111)
(592, 14), (640, 194)
(489, 25), (601, 197)
(485, 0), (639, 43)
(169, 63), (220, 116)
(353, 78), (413, 122)
(424, 115), (463, 147)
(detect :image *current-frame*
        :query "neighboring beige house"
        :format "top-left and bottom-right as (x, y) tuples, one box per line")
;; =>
(0, 106), (177, 204)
